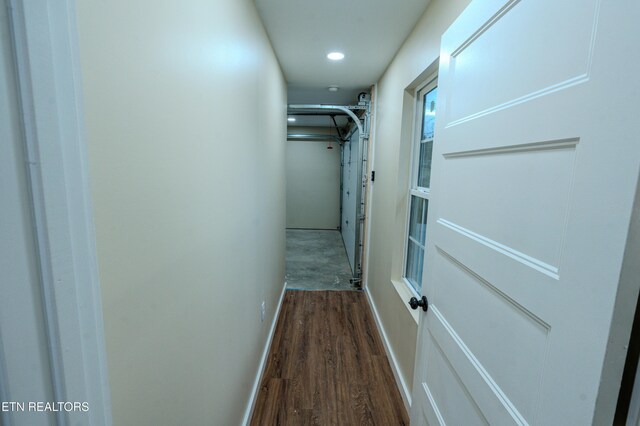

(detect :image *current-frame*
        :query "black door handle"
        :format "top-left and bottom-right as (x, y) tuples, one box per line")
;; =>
(409, 296), (429, 312)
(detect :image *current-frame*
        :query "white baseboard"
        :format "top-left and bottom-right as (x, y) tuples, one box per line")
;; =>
(364, 287), (413, 411)
(241, 282), (288, 425)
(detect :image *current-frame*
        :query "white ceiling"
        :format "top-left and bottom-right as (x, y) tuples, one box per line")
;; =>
(255, 0), (432, 109)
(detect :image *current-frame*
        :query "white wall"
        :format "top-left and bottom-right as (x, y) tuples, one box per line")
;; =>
(366, 0), (471, 399)
(76, 1), (286, 424)
(286, 130), (341, 229)
(341, 128), (360, 273)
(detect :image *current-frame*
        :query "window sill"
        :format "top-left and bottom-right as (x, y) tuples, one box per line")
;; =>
(391, 278), (420, 325)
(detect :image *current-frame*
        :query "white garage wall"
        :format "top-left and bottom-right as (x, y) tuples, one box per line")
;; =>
(286, 131), (341, 230)
(341, 128), (360, 273)
(76, 0), (287, 424)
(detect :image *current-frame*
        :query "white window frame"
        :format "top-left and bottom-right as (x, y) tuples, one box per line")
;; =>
(402, 73), (438, 296)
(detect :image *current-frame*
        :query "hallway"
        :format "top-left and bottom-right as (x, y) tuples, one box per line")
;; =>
(4, 0), (640, 424)
(251, 291), (408, 425)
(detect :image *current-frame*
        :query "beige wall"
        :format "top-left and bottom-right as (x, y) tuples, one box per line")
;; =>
(286, 127), (341, 229)
(366, 0), (472, 399)
(77, 1), (286, 424)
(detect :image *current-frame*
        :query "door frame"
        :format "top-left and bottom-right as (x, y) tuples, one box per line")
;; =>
(604, 171), (640, 424)
(5, 0), (111, 424)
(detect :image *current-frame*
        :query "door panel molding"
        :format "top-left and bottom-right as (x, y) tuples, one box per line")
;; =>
(428, 308), (530, 424)
(445, 0), (601, 126)
(437, 220), (560, 279)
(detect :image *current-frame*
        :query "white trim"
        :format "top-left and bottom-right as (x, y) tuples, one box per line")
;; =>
(408, 236), (426, 251)
(7, 1), (112, 424)
(392, 279), (420, 325)
(362, 83), (379, 289)
(365, 287), (413, 410)
(410, 188), (430, 198)
(242, 282), (288, 425)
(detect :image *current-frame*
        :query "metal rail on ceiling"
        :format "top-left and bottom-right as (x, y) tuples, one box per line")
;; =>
(286, 134), (343, 143)
(288, 104), (364, 135)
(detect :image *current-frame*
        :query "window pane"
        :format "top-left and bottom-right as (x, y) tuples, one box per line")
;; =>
(408, 196), (428, 246)
(405, 196), (429, 293)
(421, 87), (437, 141)
(416, 140), (433, 188)
(405, 240), (424, 293)
(417, 86), (437, 188)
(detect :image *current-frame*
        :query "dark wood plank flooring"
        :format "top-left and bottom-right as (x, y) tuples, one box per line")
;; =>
(251, 290), (409, 425)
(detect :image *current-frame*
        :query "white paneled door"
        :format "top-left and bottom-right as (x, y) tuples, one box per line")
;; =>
(410, 0), (640, 424)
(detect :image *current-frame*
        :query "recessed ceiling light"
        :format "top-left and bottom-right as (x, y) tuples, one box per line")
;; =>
(328, 86), (339, 92)
(287, 117), (296, 122)
(327, 52), (345, 61)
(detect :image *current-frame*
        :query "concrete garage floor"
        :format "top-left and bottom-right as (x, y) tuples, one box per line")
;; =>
(285, 229), (357, 291)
